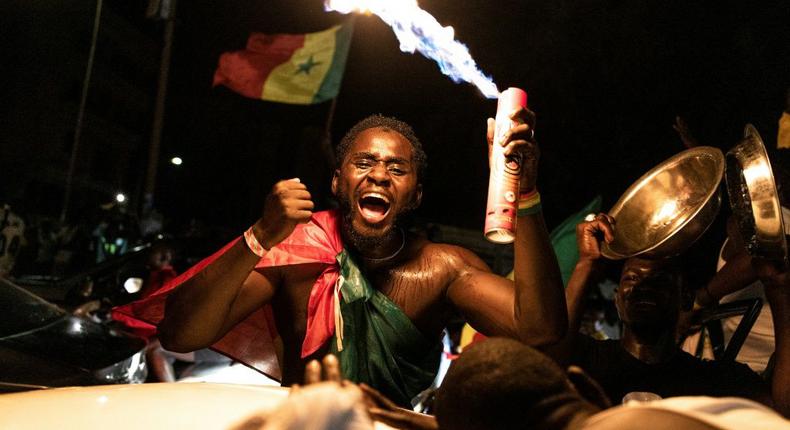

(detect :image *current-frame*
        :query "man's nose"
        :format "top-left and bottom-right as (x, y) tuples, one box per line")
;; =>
(366, 163), (390, 184)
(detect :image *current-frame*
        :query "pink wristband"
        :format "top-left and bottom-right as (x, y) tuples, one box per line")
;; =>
(243, 226), (268, 258)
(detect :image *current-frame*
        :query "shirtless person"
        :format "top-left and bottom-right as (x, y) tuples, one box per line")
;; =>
(156, 112), (565, 406)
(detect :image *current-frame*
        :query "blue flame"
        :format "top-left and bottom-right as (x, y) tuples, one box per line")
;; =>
(325, 0), (500, 98)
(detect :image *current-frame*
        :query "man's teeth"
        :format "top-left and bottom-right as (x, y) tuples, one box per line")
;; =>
(361, 192), (389, 203)
(358, 193), (391, 223)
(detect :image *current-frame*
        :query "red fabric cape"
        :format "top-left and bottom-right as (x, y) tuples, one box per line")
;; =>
(112, 211), (343, 381)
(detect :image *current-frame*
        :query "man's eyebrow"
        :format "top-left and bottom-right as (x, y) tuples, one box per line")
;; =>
(349, 152), (411, 164)
(385, 156), (411, 165)
(349, 152), (377, 160)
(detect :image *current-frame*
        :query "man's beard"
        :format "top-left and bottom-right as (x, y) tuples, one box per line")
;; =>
(335, 188), (416, 254)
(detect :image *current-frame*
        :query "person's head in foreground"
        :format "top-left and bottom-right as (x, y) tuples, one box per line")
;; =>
(434, 338), (606, 430)
(431, 338), (790, 430)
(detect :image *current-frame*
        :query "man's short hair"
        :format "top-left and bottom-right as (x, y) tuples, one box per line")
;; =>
(434, 338), (573, 430)
(336, 115), (428, 181)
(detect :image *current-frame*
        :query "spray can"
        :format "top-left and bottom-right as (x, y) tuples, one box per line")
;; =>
(484, 87), (528, 244)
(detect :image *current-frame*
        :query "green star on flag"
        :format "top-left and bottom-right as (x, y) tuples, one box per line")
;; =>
(295, 55), (322, 75)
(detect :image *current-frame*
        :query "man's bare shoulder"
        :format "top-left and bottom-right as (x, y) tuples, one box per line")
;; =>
(413, 240), (491, 274)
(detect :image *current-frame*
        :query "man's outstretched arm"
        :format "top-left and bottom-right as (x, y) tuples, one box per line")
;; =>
(446, 109), (566, 347)
(158, 179), (313, 352)
(444, 214), (566, 347)
(512, 201), (567, 345)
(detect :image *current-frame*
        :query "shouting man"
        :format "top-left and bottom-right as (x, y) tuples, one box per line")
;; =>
(123, 112), (565, 406)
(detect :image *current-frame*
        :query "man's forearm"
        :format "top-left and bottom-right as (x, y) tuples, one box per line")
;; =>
(158, 237), (262, 351)
(541, 257), (597, 365)
(700, 251), (756, 306)
(512, 212), (567, 345)
(160, 177), (312, 351)
(566, 258), (599, 334)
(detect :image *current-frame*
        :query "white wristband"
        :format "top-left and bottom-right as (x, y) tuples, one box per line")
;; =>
(243, 226), (268, 258)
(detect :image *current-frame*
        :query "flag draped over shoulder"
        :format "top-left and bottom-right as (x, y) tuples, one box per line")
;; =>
(112, 211), (346, 381)
(212, 23), (353, 105)
(113, 209), (441, 402)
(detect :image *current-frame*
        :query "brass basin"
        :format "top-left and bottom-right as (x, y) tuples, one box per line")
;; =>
(601, 147), (725, 260)
(725, 124), (787, 262)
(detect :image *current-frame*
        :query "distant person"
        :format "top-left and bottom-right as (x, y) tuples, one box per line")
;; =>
(680, 213), (788, 373)
(680, 108), (790, 373)
(91, 201), (135, 263)
(0, 204), (25, 277)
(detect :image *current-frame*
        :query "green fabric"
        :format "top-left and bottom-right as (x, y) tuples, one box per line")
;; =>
(549, 196), (603, 287)
(313, 20), (354, 103)
(330, 250), (441, 407)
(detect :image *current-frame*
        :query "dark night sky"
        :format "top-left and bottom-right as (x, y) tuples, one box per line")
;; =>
(150, 0), (789, 238)
(2, 0), (789, 262)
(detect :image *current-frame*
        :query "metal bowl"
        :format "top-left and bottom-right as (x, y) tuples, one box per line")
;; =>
(601, 147), (725, 260)
(725, 124), (787, 262)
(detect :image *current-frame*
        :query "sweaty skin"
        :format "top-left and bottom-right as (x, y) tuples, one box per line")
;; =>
(159, 113), (566, 386)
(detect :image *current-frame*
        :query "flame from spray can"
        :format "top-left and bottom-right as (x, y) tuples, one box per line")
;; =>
(484, 88), (528, 244)
(324, 0), (499, 99)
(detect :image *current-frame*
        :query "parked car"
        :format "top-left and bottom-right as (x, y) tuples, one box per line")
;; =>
(12, 242), (154, 307)
(0, 382), (399, 430)
(0, 383), (289, 429)
(0, 277), (147, 392)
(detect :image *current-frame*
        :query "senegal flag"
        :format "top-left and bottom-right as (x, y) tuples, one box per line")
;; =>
(213, 22), (353, 105)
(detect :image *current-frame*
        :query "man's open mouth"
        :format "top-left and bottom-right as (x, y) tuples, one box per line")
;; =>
(628, 290), (661, 306)
(357, 192), (391, 225)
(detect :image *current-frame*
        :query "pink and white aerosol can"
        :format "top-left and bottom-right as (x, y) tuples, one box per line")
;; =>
(484, 87), (527, 244)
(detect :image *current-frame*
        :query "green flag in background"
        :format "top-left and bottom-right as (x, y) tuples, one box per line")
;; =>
(549, 196), (603, 287)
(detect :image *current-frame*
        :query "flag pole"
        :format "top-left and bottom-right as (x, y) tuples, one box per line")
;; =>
(320, 97), (338, 168)
(143, 0), (178, 214)
(319, 18), (354, 168)
(61, 0), (104, 222)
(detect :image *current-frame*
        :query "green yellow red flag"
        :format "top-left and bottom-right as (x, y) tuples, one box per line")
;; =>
(212, 22), (353, 105)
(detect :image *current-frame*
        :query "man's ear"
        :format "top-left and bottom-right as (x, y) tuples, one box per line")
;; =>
(331, 169), (340, 196)
(566, 366), (612, 410)
(415, 183), (423, 207)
